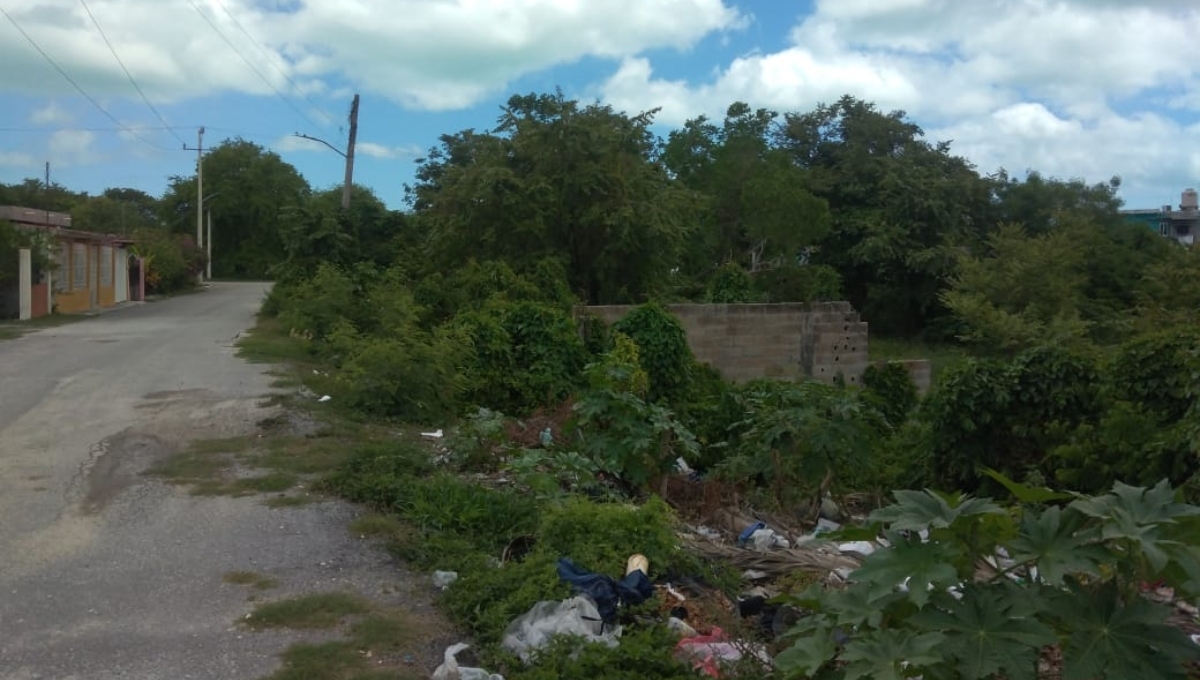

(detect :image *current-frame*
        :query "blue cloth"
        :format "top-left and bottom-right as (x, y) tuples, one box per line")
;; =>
(556, 558), (655, 624)
(738, 521), (766, 546)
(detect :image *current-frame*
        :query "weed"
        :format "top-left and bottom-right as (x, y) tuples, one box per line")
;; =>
(244, 592), (372, 630)
(259, 641), (367, 680)
(223, 571), (278, 590)
(236, 317), (313, 364)
(235, 472), (299, 493)
(347, 610), (416, 652)
(349, 515), (409, 541)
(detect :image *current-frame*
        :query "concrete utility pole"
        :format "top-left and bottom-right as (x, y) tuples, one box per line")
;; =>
(183, 127), (205, 282)
(294, 93), (360, 210)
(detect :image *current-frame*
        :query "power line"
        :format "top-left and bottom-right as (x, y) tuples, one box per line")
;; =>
(0, 5), (171, 151)
(209, 0), (335, 127)
(183, 0), (323, 130)
(77, 0), (187, 146)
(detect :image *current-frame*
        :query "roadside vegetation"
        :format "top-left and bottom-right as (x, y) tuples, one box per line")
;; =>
(31, 90), (1200, 678)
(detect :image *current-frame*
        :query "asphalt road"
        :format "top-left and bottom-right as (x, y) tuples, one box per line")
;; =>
(0, 284), (440, 680)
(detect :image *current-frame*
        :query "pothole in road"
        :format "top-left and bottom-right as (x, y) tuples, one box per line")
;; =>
(82, 431), (173, 515)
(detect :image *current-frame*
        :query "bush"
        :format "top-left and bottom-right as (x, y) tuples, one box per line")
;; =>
(456, 300), (588, 415)
(706, 262), (754, 303)
(276, 263), (360, 345)
(612, 302), (693, 403)
(716, 380), (886, 510)
(776, 478), (1200, 679)
(334, 325), (470, 422)
(861, 361), (918, 429)
(753, 262), (841, 302)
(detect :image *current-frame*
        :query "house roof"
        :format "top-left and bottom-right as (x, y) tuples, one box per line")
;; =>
(0, 204), (134, 245)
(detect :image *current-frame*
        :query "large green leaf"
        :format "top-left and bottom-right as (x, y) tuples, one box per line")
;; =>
(982, 468), (1074, 504)
(775, 628), (839, 678)
(910, 584), (1055, 680)
(1070, 480), (1200, 573)
(870, 489), (1004, 532)
(1055, 583), (1200, 680)
(839, 629), (945, 680)
(1006, 505), (1106, 586)
(852, 531), (961, 607)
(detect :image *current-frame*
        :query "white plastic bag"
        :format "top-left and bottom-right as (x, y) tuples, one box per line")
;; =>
(431, 642), (504, 680)
(501, 596), (621, 663)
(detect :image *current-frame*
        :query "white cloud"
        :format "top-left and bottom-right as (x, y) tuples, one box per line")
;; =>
(599, 0), (1200, 208)
(356, 142), (421, 160)
(47, 129), (99, 166)
(0, 0), (744, 110)
(29, 102), (72, 125)
(0, 150), (37, 167)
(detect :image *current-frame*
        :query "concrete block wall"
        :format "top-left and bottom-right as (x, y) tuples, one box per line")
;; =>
(582, 302), (869, 385)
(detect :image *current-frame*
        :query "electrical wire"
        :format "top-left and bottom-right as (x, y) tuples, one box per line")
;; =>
(183, 0), (323, 130)
(77, 0), (187, 146)
(0, 5), (172, 151)
(210, 0), (335, 127)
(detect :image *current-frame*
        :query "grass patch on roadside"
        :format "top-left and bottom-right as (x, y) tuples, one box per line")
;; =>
(264, 494), (321, 508)
(236, 317), (313, 364)
(245, 592), (372, 630)
(349, 514), (410, 541)
(223, 570), (279, 590)
(0, 314), (84, 341)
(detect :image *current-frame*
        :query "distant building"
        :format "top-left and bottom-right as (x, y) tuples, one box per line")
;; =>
(1121, 188), (1200, 246)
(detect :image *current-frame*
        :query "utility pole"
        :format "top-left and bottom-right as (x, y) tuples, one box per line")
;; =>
(294, 93), (360, 210)
(183, 127), (205, 281)
(44, 161), (50, 225)
(342, 94), (359, 210)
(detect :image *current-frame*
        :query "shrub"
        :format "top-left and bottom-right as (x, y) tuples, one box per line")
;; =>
(776, 477), (1200, 679)
(753, 262), (842, 302)
(276, 263), (360, 345)
(921, 345), (1102, 492)
(706, 262), (754, 303)
(334, 324), (470, 422)
(861, 361), (918, 429)
(456, 300), (588, 415)
(716, 380), (885, 510)
(612, 302), (693, 403)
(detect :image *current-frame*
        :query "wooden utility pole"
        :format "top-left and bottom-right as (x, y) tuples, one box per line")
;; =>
(294, 93), (360, 210)
(341, 94), (359, 210)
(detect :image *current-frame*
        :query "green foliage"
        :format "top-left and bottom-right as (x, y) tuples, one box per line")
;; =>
(942, 222), (1090, 353)
(706, 262), (755, 303)
(753, 263), (843, 303)
(861, 361), (918, 428)
(333, 324), (469, 423)
(717, 381), (886, 508)
(585, 331), (650, 397)
(413, 92), (697, 304)
(611, 302), (693, 403)
(455, 299), (588, 414)
(572, 387), (699, 489)
(537, 496), (679, 577)
(275, 263), (362, 345)
(921, 345), (1102, 492)
(776, 478), (1200, 680)
(0, 220), (54, 288)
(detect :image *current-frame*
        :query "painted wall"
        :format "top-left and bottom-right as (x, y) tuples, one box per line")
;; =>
(583, 301), (871, 385)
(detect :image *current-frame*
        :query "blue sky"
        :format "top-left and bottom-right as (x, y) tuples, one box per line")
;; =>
(1, 0), (1198, 211)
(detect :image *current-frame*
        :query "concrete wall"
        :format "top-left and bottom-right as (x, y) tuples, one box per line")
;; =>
(583, 301), (870, 385)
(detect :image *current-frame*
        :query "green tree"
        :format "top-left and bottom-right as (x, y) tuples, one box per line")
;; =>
(158, 138), (310, 278)
(411, 91), (697, 304)
(776, 95), (991, 336)
(941, 222), (1090, 353)
(663, 102), (831, 279)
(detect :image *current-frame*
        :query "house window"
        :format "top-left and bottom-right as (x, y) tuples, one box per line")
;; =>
(100, 246), (112, 286)
(72, 243), (86, 290)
